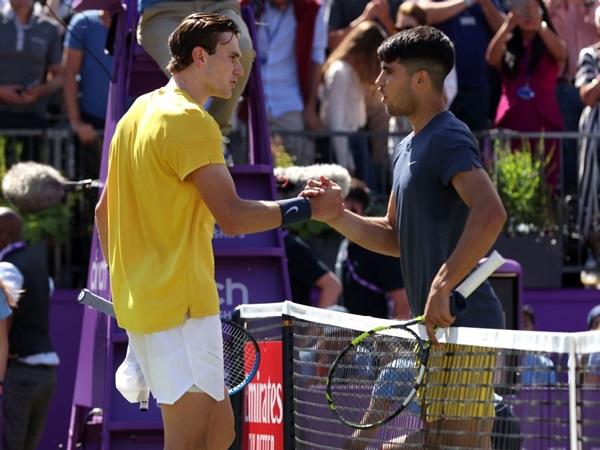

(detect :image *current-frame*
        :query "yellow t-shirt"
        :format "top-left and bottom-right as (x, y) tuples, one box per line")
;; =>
(106, 87), (225, 333)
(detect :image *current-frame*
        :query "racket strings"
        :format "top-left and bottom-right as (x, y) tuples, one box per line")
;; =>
(328, 330), (425, 427)
(222, 321), (259, 393)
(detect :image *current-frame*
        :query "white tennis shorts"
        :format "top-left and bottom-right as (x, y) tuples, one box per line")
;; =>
(115, 314), (225, 405)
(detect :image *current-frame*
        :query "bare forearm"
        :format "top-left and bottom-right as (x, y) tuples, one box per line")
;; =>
(327, 210), (400, 257)
(41, 68), (64, 97)
(581, 75), (600, 106)
(479, 0), (505, 32)
(434, 206), (505, 293)
(420, 0), (470, 24)
(216, 199), (282, 236)
(538, 23), (567, 64)
(63, 73), (82, 126)
(486, 22), (513, 68)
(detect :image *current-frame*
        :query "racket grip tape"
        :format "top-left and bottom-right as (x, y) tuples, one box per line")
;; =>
(77, 289), (116, 318)
(450, 251), (506, 317)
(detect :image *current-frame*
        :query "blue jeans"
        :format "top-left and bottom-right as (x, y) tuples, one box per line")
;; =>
(349, 133), (377, 194)
(556, 82), (584, 194)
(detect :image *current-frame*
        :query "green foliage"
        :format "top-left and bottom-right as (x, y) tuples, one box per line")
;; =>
(272, 144), (295, 168)
(0, 137), (72, 244)
(490, 138), (557, 235)
(18, 201), (72, 244)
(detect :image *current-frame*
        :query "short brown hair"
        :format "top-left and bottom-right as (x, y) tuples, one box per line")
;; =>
(167, 13), (240, 74)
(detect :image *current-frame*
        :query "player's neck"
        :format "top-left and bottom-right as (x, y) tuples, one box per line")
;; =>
(410, 98), (446, 136)
(169, 72), (208, 106)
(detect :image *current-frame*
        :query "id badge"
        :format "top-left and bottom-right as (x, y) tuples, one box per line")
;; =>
(459, 15), (476, 26)
(517, 86), (535, 100)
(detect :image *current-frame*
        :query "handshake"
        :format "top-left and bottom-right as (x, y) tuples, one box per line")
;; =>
(299, 175), (346, 223)
(274, 163), (351, 224)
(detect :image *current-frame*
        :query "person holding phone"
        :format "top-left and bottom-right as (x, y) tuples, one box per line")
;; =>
(486, 0), (567, 192)
(0, 0), (63, 131)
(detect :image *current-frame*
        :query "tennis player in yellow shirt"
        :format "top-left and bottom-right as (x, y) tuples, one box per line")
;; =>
(95, 13), (344, 450)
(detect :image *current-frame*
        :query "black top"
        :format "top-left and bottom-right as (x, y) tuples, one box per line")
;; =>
(338, 240), (404, 319)
(4, 243), (53, 357)
(284, 233), (331, 306)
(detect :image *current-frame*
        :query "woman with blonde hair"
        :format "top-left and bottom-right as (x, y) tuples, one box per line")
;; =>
(320, 21), (387, 190)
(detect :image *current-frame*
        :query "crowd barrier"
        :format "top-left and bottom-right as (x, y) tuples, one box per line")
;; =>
(1, 126), (600, 285)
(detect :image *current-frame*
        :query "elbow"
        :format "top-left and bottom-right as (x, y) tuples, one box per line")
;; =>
(94, 200), (106, 225)
(332, 280), (342, 300)
(485, 50), (500, 69)
(492, 205), (508, 236)
(555, 52), (567, 67)
(215, 216), (246, 236)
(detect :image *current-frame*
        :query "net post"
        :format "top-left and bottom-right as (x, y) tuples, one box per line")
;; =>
(282, 313), (295, 450)
(230, 305), (244, 450)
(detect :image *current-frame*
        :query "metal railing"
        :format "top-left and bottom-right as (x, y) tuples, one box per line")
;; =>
(2, 125), (599, 286)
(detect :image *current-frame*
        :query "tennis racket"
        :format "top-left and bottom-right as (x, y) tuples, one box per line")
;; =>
(325, 250), (506, 429)
(77, 288), (261, 397)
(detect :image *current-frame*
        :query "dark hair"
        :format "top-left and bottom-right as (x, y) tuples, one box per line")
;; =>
(167, 13), (240, 74)
(522, 304), (535, 324)
(502, 0), (556, 78)
(346, 177), (371, 211)
(377, 26), (454, 93)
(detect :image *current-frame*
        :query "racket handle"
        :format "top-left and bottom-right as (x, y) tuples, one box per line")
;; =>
(78, 289), (116, 318)
(455, 251), (506, 298)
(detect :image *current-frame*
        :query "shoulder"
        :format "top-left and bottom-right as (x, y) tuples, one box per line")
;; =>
(429, 114), (477, 147)
(324, 60), (354, 80)
(33, 8), (61, 32)
(67, 10), (100, 29)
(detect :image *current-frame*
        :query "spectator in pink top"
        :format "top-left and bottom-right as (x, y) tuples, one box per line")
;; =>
(487, 0), (567, 192)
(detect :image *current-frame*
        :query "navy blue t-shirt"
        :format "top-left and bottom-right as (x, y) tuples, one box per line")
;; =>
(392, 111), (504, 329)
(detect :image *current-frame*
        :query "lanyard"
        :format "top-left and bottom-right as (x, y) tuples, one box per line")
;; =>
(264, 5), (289, 44)
(0, 240), (26, 261)
(340, 241), (383, 294)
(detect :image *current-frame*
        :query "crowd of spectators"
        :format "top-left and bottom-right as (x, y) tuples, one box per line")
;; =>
(1, 0), (599, 197)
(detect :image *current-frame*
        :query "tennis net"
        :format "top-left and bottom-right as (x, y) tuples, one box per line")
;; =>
(237, 301), (600, 450)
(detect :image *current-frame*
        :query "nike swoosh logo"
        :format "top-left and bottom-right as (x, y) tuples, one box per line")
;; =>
(408, 161), (417, 166)
(284, 206), (299, 216)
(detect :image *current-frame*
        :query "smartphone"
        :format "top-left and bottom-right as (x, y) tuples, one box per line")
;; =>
(16, 79), (40, 95)
(504, 0), (530, 13)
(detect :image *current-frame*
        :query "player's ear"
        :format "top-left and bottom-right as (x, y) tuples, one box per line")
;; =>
(192, 46), (207, 66)
(415, 70), (428, 86)
(411, 70), (425, 89)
